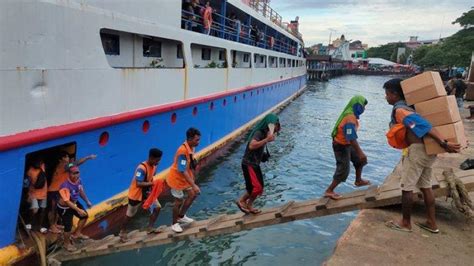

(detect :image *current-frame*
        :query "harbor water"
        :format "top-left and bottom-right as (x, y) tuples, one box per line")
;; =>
(71, 75), (403, 266)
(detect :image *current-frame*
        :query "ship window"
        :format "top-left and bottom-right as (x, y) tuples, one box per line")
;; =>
(177, 44), (183, 59)
(143, 38), (162, 57)
(219, 50), (226, 61)
(254, 54), (267, 68)
(202, 48), (211, 60)
(231, 50), (251, 68)
(101, 33), (120, 55)
(269, 56), (278, 68)
(287, 59), (291, 67)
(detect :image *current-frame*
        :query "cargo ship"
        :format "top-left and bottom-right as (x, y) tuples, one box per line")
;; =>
(0, 0), (306, 262)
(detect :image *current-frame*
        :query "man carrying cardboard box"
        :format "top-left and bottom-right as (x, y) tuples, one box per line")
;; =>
(383, 78), (461, 234)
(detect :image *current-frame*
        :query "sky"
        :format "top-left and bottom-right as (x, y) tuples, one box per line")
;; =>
(270, 0), (472, 47)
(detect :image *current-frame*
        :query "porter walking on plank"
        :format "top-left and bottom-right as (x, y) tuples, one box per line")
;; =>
(383, 78), (460, 233)
(324, 95), (370, 200)
(236, 113), (281, 214)
(166, 128), (201, 233)
(119, 148), (163, 242)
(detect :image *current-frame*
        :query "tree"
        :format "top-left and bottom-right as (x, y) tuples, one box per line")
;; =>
(366, 42), (404, 61)
(452, 7), (474, 29)
(413, 7), (474, 68)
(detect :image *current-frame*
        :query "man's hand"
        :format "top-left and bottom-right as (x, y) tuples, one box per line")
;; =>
(77, 209), (88, 217)
(444, 142), (461, 153)
(266, 133), (275, 143)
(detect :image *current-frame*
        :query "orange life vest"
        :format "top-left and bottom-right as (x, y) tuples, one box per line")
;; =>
(28, 166), (47, 200)
(128, 161), (156, 201)
(166, 142), (195, 190)
(333, 114), (359, 145)
(48, 164), (68, 192)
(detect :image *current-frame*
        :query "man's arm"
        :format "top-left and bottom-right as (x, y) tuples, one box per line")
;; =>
(248, 132), (274, 150)
(76, 154), (97, 166)
(79, 187), (92, 208)
(426, 128), (460, 153)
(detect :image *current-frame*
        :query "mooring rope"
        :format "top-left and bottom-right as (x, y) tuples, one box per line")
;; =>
(443, 169), (474, 219)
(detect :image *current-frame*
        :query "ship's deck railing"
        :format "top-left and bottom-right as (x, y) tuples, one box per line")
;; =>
(242, 0), (303, 40)
(182, 9), (298, 56)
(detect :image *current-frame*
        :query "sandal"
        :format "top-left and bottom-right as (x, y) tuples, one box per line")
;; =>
(235, 201), (250, 214)
(415, 222), (439, 234)
(324, 192), (342, 200)
(72, 233), (90, 240)
(248, 208), (262, 214)
(354, 180), (371, 187)
(146, 227), (163, 235)
(385, 220), (412, 233)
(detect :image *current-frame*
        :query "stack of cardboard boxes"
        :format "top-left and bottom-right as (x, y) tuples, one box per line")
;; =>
(400, 71), (467, 155)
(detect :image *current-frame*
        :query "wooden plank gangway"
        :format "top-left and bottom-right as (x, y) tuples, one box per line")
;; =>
(48, 169), (474, 264)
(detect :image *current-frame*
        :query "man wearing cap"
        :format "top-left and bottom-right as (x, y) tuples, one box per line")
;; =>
(57, 165), (92, 252)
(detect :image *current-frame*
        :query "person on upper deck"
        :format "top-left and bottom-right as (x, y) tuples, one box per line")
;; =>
(166, 128), (201, 233)
(119, 148), (163, 242)
(383, 78), (460, 234)
(25, 158), (48, 234)
(57, 165), (92, 252)
(48, 151), (96, 234)
(202, 1), (213, 35)
(236, 114), (281, 214)
(324, 95), (370, 200)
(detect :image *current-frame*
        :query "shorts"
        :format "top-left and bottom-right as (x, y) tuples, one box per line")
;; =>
(170, 187), (193, 199)
(332, 142), (366, 183)
(400, 143), (436, 191)
(57, 201), (88, 232)
(30, 198), (47, 209)
(126, 198), (161, 217)
(242, 163), (264, 197)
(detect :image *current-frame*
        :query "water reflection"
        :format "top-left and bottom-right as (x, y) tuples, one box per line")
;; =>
(71, 75), (402, 266)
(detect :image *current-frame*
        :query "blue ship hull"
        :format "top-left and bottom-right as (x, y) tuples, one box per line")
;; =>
(0, 75), (306, 248)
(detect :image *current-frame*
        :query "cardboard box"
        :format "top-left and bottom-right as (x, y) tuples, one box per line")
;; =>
(423, 121), (467, 155)
(401, 71), (446, 105)
(414, 95), (461, 126)
(465, 82), (474, 101)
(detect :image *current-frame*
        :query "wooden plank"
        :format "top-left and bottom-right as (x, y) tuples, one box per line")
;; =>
(315, 197), (330, 210)
(199, 214), (226, 232)
(274, 201), (295, 218)
(49, 174), (474, 263)
(364, 185), (379, 202)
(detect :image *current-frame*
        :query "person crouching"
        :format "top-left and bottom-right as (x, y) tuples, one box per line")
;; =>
(57, 166), (92, 252)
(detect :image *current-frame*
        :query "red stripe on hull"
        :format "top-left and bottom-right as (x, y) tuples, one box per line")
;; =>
(0, 76), (303, 151)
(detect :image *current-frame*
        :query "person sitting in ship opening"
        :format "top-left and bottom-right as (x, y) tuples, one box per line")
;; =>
(57, 165), (92, 252)
(25, 158), (48, 234)
(324, 95), (371, 200)
(166, 127), (201, 233)
(236, 113), (281, 214)
(48, 151), (96, 234)
(119, 148), (163, 242)
(382, 78), (460, 234)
